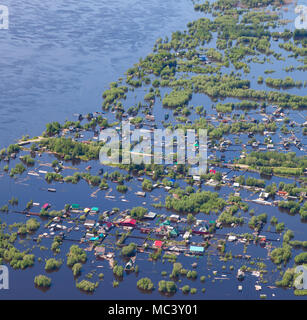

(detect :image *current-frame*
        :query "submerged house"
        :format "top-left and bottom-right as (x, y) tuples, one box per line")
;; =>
(183, 231), (191, 240)
(189, 246), (204, 255)
(155, 226), (168, 236)
(140, 227), (151, 234)
(169, 214), (180, 222)
(42, 203), (50, 210)
(144, 211), (156, 219)
(102, 222), (113, 231)
(70, 204), (80, 210)
(84, 219), (95, 228)
(192, 226), (209, 235)
(154, 240), (163, 248)
(120, 218), (137, 228)
(169, 228), (179, 238)
(90, 207), (99, 214)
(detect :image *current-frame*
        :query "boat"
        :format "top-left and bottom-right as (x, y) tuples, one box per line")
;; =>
(28, 171), (39, 177)
(135, 191), (146, 197)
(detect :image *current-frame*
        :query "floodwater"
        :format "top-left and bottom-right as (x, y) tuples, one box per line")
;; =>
(0, 0), (201, 147)
(0, 0), (306, 300)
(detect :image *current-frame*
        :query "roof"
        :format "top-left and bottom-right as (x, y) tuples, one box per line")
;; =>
(144, 211), (156, 218)
(154, 240), (163, 248)
(71, 204), (80, 209)
(104, 222), (113, 228)
(123, 218), (136, 225)
(228, 235), (237, 241)
(95, 246), (105, 254)
(90, 236), (99, 241)
(160, 220), (170, 226)
(189, 246), (204, 252)
(84, 219), (95, 225)
(277, 191), (288, 195)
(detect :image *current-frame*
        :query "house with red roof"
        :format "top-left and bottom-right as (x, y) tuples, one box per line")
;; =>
(154, 240), (163, 248)
(120, 218), (137, 227)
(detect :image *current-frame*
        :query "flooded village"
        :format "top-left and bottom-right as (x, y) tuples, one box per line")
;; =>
(0, 0), (306, 299)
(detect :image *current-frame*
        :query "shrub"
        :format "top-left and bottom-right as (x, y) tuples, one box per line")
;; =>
(137, 277), (154, 291)
(34, 275), (51, 288)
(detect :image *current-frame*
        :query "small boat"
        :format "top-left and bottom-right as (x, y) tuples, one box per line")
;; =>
(135, 191), (146, 197)
(28, 171), (39, 177)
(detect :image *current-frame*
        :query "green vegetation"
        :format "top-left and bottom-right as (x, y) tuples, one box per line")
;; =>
(34, 275), (51, 288)
(121, 243), (137, 257)
(294, 253), (307, 265)
(10, 163), (26, 176)
(67, 245), (87, 268)
(113, 265), (124, 277)
(270, 245), (292, 265)
(142, 179), (153, 191)
(165, 190), (226, 214)
(102, 84), (128, 109)
(182, 285), (190, 293)
(170, 262), (183, 278)
(238, 152), (306, 176)
(158, 280), (177, 294)
(26, 218), (40, 233)
(72, 263), (82, 277)
(76, 279), (98, 293)
(163, 89), (192, 108)
(40, 137), (100, 161)
(265, 76), (302, 89)
(20, 155), (35, 165)
(150, 248), (162, 261)
(130, 207), (147, 219)
(137, 277), (154, 291)
(116, 184), (128, 193)
(45, 258), (62, 272)
(275, 268), (294, 288)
